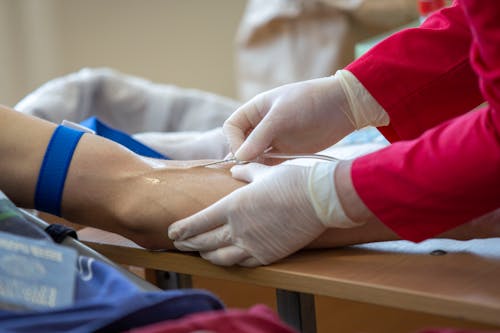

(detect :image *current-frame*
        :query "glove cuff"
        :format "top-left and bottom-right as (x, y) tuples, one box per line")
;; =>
(335, 69), (389, 129)
(308, 162), (363, 228)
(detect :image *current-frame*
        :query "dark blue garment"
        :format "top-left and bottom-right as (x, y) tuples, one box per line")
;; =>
(0, 196), (223, 333)
(0, 194), (50, 241)
(0, 256), (224, 333)
(79, 117), (168, 159)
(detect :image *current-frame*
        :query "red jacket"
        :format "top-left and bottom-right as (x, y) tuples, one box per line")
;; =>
(346, 0), (500, 241)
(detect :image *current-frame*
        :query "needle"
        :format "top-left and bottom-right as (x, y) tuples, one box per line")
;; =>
(190, 152), (339, 168)
(192, 158), (241, 167)
(261, 152), (339, 162)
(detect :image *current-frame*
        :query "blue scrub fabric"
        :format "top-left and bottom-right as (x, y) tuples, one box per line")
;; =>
(0, 256), (223, 333)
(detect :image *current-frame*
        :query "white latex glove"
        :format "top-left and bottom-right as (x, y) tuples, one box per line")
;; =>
(224, 69), (389, 162)
(168, 161), (360, 267)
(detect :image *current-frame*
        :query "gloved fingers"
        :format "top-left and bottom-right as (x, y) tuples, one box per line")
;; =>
(222, 97), (264, 158)
(200, 245), (252, 266)
(238, 257), (263, 267)
(223, 98), (273, 161)
(234, 119), (276, 162)
(168, 200), (227, 241)
(230, 163), (271, 183)
(172, 224), (232, 252)
(223, 152), (234, 161)
(222, 120), (247, 159)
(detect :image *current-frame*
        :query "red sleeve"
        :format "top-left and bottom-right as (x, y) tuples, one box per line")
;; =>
(348, 0), (500, 241)
(346, 1), (483, 142)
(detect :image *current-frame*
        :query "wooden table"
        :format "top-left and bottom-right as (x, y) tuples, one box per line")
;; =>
(78, 227), (500, 333)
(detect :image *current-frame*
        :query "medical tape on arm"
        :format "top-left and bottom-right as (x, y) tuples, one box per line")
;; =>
(308, 161), (363, 228)
(34, 125), (86, 216)
(335, 69), (390, 129)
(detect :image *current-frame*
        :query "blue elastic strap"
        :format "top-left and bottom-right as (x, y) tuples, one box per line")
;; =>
(34, 126), (85, 216)
(79, 117), (168, 159)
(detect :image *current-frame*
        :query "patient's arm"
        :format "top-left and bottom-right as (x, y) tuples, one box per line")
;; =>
(3, 105), (496, 251)
(0, 105), (243, 249)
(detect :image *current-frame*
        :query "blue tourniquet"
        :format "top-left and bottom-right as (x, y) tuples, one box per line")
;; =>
(34, 126), (85, 216)
(79, 117), (168, 159)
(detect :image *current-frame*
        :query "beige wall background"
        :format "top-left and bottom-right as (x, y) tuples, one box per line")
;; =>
(0, 0), (246, 107)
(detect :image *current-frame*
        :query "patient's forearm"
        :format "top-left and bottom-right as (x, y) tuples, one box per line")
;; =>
(63, 149), (245, 249)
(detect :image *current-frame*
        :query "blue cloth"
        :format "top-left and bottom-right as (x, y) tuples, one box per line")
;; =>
(0, 256), (223, 333)
(79, 117), (168, 159)
(336, 126), (389, 146)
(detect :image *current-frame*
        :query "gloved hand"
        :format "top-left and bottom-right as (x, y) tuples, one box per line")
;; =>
(168, 161), (361, 267)
(224, 70), (389, 162)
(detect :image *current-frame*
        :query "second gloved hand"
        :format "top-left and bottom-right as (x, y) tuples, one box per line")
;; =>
(168, 161), (360, 267)
(223, 70), (389, 162)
